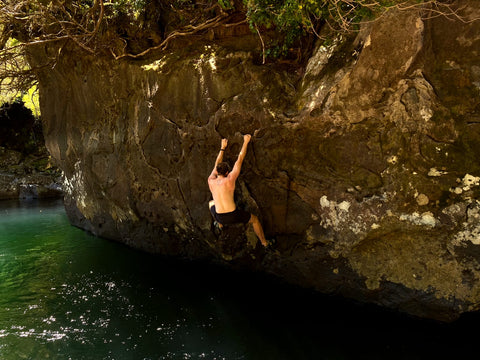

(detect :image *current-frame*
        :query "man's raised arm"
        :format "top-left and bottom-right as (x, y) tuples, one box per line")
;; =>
(229, 134), (251, 180)
(208, 138), (228, 180)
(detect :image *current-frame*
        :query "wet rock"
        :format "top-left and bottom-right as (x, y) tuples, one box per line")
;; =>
(0, 147), (63, 200)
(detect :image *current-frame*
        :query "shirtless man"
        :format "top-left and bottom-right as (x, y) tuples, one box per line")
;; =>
(208, 134), (268, 247)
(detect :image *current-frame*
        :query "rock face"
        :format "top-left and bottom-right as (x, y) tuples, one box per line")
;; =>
(30, 1), (480, 321)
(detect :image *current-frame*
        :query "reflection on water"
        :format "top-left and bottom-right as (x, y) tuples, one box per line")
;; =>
(0, 199), (479, 359)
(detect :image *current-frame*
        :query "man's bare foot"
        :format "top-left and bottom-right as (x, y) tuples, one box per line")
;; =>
(262, 238), (276, 249)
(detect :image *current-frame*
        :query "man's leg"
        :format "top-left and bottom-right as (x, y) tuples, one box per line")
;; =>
(209, 200), (223, 228)
(249, 214), (268, 247)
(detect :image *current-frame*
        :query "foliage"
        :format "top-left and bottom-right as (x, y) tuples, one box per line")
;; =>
(218, 0), (234, 10)
(21, 85), (40, 118)
(112, 0), (148, 14)
(0, 0), (157, 107)
(0, 38), (35, 104)
(242, 0), (437, 57)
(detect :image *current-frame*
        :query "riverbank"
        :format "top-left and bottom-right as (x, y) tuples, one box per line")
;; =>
(0, 146), (62, 200)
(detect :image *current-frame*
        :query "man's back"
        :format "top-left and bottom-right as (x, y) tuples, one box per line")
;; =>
(208, 175), (236, 213)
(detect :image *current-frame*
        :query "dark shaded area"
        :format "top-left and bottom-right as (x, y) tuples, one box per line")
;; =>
(0, 100), (43, 154)
(0, 100), (61, 200)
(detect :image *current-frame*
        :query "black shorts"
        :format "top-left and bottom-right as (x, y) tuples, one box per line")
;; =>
(210, 205), (251, 225)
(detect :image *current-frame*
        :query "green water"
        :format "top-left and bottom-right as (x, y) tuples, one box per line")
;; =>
(0, 199), (479, 359)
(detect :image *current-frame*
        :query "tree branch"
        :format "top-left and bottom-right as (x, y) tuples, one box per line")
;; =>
(111, 13), (232, 60)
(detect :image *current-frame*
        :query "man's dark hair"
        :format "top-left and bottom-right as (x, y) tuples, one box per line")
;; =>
(216, 162), (230, 176)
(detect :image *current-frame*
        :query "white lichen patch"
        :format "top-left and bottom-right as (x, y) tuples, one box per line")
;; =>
(462, 174), (480, 190)
(319, 195), (356, 230)
(320, 195), (330, 208)
(451, 187), (464, 195)
(318, 195), (383, 238)
(449, 174), (480, 195)
(442, 203), (464, 219)
(420, 107), (433, 121)
(387, 155), (398, 164)
(399, 211), (437, 227)
(337, 201), (351, 212)
(452, 201), (480, 247)
(453, 227), (480, 246)
(428, 167), (447, 177)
